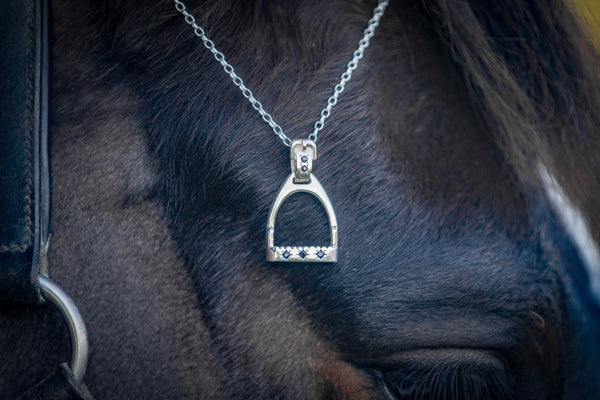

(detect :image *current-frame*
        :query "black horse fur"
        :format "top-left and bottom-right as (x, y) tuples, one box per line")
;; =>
(1, 0), (600, 398)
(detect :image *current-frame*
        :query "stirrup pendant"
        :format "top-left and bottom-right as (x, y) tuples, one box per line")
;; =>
(266, 140), (338, 262)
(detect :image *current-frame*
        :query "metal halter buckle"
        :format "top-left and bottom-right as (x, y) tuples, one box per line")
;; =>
(38, 275), (89, 383)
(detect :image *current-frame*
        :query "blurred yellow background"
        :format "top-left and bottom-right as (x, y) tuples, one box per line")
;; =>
(572, 0), (600, 51)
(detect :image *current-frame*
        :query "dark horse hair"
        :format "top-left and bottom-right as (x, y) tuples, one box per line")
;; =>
(1, 0), (600, 398)
(427, 0), (600, 238)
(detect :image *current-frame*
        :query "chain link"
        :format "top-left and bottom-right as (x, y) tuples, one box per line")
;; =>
(174, 0), (388, 147)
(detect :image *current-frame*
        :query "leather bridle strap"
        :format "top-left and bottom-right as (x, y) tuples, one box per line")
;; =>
(1, 0), (94, 398)
(0, 0), (49, 304)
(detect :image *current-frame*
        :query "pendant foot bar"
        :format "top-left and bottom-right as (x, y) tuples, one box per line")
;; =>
(269, 246), (337, 262)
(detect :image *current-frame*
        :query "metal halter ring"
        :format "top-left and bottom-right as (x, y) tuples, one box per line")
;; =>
(38, 275), (89, 383)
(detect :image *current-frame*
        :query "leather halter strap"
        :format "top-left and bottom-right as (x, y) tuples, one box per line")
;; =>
(0, 0), (94, 397)
(0, 0), (50, 304)
(15, 363), (94, 400)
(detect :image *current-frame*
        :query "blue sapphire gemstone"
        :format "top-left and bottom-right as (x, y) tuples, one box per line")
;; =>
(299, 250), (307, 259)
(301, 166), (308, 172)
(317, 250), (325, 258)
(301, 156), (308, 162)
(282, 251), (290, 259)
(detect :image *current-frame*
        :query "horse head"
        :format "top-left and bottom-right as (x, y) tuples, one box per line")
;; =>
(2, 0), (600, 399)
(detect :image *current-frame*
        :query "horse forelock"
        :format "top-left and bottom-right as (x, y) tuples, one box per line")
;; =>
(425, 0), (600, 259)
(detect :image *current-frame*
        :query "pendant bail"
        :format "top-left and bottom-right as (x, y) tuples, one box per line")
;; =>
(290, 139), (317, 183)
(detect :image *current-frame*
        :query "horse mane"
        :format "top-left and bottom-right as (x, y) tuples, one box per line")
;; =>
(424, 0), (600, 243)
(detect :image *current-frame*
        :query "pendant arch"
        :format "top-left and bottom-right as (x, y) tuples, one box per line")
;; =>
(266, 173), (338, 262)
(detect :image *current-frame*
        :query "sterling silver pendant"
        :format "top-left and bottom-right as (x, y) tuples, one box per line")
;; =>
(266, 139), (338, 262)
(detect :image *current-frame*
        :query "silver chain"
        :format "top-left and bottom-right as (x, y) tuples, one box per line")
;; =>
(174, 0), (389, 147)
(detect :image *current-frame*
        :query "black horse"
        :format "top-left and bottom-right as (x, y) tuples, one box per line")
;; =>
(2, 0), (600, 398)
